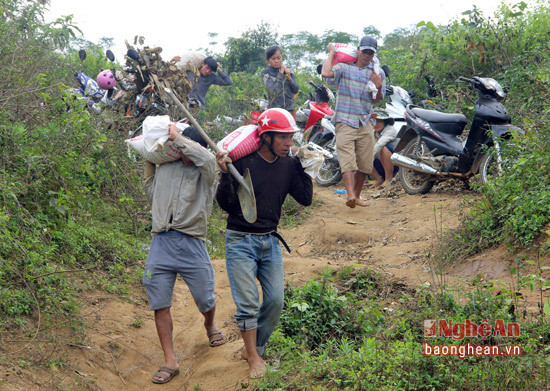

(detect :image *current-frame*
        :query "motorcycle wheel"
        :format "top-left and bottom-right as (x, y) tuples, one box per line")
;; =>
(478, 149), (501, 184)
(398, 138), (435, 195)
(315, 137), (342, 187)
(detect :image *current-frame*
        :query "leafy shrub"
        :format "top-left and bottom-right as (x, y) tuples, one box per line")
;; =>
(279, 269), (385, 350)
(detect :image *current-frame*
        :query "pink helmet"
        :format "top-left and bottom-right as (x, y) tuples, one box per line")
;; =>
(96, 70), (117, 89)
(257, 108), (300, 136)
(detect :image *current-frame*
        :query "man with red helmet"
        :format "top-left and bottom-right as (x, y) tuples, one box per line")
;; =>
(216, 108), (313, 378)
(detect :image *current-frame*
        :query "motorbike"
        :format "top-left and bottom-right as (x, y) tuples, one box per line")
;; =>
(381, 65), (413, 137)
(390, 76), (524, 195)
(68, 49), (105, 113)
(295, 80), (341, 186)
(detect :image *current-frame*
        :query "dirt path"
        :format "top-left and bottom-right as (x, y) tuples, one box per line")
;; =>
(4, 181), (544, 391)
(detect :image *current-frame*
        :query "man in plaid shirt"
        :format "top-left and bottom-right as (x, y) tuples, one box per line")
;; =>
(321, 36), (385, 208)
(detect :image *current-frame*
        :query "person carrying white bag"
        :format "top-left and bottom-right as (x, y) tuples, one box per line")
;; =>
(142, 123), (227, 385)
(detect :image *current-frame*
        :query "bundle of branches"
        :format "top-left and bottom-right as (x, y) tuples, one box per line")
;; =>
(116, 39), (204, 121)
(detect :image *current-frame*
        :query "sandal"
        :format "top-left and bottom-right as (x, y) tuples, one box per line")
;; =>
(152, 366), (180, 384)
(207, 328), (226, 347)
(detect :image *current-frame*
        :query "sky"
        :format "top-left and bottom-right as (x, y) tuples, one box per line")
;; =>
(44, 0), (526, 62)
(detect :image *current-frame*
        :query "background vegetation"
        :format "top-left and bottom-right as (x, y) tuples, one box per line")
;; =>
(0, 0), (549, 389)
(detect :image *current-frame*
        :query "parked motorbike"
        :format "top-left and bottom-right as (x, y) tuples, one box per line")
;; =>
(295, 80), (341, 186)
(381, 65), (413, 136)
(390, 76), (524, 195)
(68, 49), (104, 113)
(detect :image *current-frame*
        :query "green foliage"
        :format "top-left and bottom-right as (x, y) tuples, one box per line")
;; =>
(441, 127), (550, 260)
(0, 0), (80, 126)
(279, 268), (386, 350)
(0, 1), (150, 326)
(0, 108), (149, 325)
(254, 268), (550, 390)
(223, 22), (278, 74)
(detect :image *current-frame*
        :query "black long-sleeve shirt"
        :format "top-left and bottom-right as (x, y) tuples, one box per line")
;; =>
(216, 152), (313, 233)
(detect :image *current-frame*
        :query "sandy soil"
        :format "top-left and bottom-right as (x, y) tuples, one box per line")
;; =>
(2, 180), (548, 391)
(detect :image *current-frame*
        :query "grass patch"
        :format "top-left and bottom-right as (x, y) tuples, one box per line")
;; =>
(252, 267), (550, 391)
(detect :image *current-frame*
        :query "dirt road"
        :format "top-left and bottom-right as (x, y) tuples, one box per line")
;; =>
(4, 181), (531, 391)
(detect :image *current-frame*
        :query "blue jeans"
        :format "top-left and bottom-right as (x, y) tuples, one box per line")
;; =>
(225, 230), (284, 355)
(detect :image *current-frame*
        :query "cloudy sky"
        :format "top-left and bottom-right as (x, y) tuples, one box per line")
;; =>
(44, 0), (529, 60)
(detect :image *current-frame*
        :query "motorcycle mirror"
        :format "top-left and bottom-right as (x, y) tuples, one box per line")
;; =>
(382, 65), (390, 78)
(316, 64), (322, 75)
(78, 49), (86, 61)
(127, 49), (139, 61)
(106, 49), (115, 62)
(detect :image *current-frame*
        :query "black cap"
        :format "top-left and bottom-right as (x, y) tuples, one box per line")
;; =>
(203, 57), (218, 73)
(359, 36), (377, 53)
(182, 126), (207, 147)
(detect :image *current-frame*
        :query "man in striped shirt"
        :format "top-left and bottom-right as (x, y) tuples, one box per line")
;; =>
(321, 36), (385, 208)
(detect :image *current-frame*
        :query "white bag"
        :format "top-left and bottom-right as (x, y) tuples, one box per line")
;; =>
(175, 51), (206, 70)
(296, 145), (325, 179)
(141, 115), (190, 153)
(142, 115), (170, 152)
(126, 117), (190, 164)
(125, 135), (181, 165)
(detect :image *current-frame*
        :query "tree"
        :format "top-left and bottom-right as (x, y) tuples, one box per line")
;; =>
(362, 25), (381, 39)
(222, 21), (278, 74)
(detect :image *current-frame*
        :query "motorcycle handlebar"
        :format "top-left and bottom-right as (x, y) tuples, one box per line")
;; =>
(457, 76), (476, 84)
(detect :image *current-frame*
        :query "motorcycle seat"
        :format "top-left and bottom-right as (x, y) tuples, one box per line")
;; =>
(410, 106), (468, 135)
(411, 107), (468, 124)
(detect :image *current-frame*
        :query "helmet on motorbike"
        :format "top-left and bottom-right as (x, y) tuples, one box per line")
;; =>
(96, 70), (117, 90)
(257, 108), (300, 136)
(359, 36), (377, 53)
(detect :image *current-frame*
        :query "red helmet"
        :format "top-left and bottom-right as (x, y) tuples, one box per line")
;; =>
(257, 108), (300, 136)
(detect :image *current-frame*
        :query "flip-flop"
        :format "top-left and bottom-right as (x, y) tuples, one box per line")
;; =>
(152, 366), (180, 384)
(207, 328), (226, 347)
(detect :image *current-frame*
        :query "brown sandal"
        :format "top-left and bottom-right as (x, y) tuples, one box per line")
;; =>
(152, 366), (180, 384)
(207, 328), (226, 347)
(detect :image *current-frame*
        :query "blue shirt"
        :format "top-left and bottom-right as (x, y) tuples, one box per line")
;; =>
(188, 70), (233, 107)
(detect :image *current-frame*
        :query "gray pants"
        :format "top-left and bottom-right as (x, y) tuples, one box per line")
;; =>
(142, 231), (215, 312)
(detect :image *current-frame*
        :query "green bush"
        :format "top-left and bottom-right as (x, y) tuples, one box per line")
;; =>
(255, 268), (550, 391)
